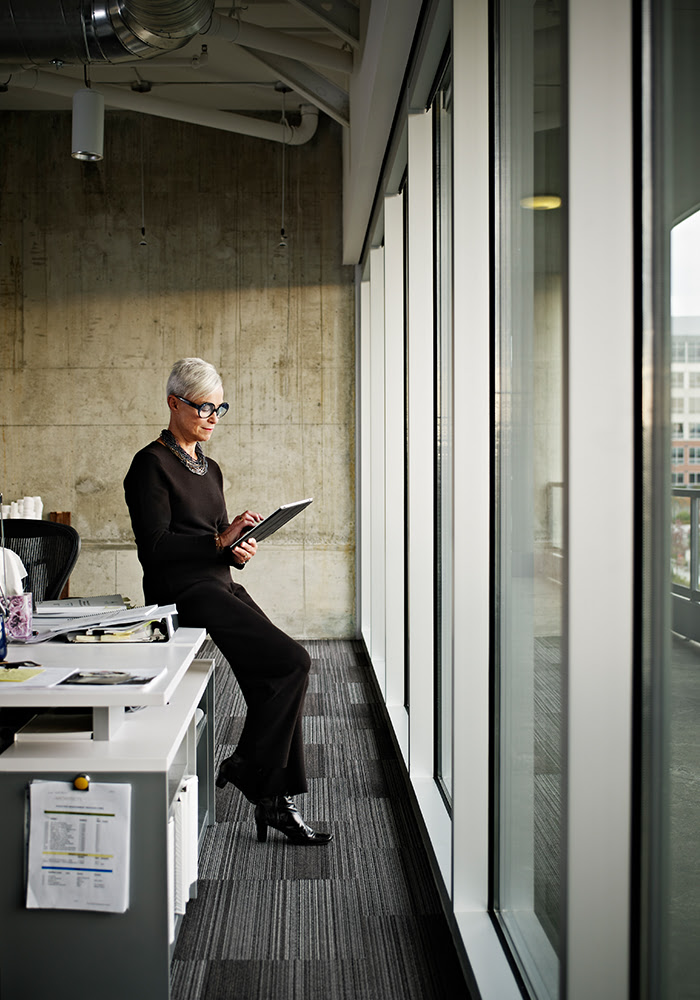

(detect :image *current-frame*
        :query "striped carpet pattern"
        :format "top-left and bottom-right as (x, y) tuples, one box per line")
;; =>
(534, 635), (563, 954)
(171, 639), (471, 1000)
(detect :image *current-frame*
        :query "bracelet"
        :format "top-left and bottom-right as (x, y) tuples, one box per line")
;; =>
(214, 532), (224, 551)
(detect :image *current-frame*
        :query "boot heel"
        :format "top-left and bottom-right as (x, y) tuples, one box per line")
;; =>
(255, 817), (268, 842)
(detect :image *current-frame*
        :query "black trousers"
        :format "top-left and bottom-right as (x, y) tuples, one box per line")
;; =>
(175, 579), (311, 799)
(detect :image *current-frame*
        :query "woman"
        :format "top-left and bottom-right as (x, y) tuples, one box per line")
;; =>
(124, 357), (331, 846)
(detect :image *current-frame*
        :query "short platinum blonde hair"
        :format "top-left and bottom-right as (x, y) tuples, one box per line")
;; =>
(166, 358), (223, 401)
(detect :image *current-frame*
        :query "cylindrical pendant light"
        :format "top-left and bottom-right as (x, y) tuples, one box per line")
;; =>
(71, 88), (104, 161)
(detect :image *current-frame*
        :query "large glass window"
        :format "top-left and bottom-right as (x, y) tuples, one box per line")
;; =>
(434, 58), (454, 803)
(668, 117), (700, 1000)
(643, 0), (700, 995)
(493, 2), (566, 996)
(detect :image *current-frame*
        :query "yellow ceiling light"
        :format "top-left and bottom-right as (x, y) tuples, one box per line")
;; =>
(520, 195), (562, 210)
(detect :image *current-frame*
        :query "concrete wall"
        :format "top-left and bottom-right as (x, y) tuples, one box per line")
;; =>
(0, 110), (356, 638)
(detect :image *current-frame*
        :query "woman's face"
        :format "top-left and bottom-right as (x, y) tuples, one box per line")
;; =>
(168, 385), (225, 448)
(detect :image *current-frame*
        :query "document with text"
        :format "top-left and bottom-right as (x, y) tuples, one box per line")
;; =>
(26, 780), (131, 913)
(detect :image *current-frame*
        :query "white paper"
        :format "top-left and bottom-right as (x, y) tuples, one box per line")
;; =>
(0, 664), (167, 689)
(26, 780), (131, 913)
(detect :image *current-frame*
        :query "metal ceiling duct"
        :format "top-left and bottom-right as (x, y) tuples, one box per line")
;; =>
(0, 0), (215, 65)
(0, 0), (327, 145)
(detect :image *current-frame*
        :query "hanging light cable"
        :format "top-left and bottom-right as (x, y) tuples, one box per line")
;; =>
(139, 119), (147, 246)
(278, 86), (290, 251)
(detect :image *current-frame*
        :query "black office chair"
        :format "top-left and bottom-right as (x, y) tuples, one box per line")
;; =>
(1, 519), (81, 602)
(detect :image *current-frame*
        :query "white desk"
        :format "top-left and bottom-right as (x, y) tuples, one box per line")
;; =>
(0, 628), (216, 1000)
(0, 627), (206, 738)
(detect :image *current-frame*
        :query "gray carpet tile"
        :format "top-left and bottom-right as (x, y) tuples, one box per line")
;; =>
(533, 636), (564, 954)
(171, 638), (471, 1000)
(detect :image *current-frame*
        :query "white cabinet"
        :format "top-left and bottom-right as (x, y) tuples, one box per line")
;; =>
(0, 633), (215, 1000)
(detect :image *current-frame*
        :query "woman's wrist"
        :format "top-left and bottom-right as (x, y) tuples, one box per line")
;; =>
(214, 532), (225, 551)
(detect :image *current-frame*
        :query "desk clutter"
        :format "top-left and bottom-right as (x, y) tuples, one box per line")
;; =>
(0, 509), (82, 659)
(30, 597), (178, 644)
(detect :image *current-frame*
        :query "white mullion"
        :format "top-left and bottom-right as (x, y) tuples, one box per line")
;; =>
(384, 192), (407, 712)
(369, 246), (387, 694)
(406, 108), (435, 777)
(567, 1), (634, 998)
(451, 0), (493, 913)
(358, 277), (372, 651)
(451, 3), (522, 997)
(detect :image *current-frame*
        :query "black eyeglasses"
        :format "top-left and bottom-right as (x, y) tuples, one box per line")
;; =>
(174, 396), (230, 419)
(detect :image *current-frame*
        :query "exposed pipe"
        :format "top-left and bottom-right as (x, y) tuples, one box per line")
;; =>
(10, 68), (319, 144)
(202, 12), (353, 75)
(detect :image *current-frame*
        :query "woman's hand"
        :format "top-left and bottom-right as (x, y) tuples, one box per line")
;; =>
(232, 537), (257, 565)
(218, 510), (263, 560)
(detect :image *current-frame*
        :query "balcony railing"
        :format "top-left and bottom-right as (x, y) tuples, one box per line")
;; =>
(671, 487), (700, 639)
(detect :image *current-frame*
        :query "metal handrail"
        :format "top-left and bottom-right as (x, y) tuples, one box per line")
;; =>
(672, 488), (700, 601)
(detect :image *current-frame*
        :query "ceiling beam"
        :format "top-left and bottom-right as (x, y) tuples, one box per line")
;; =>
(204, 12), (353, 74)
(237, 45), (349, 127)
(285, 0), (360, 49)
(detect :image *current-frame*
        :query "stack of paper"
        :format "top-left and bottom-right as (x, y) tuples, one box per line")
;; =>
(22, 603), (178, 644)
(35, 595), (128, 614)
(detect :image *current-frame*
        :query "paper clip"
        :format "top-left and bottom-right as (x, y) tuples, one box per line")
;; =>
(73, 774), (90, 791)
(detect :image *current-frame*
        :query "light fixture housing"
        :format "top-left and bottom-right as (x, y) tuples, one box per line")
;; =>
(71, 88), (104, 161)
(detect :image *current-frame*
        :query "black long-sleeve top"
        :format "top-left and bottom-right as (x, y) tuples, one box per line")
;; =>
(124, 441), (241, 606)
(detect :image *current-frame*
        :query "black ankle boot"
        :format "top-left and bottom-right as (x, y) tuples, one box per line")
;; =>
(254, 796), (333, 845)
(215, 752), (260, 803)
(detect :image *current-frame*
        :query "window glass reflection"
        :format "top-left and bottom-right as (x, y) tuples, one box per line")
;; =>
(668, 205), (700, 997)
(435, 60), (454, 803)
(493, 2), (565, 996)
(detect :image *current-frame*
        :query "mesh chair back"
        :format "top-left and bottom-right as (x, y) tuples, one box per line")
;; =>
(1, 519), (81, 602)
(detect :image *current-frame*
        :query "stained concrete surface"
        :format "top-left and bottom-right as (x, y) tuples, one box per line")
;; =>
(0, 110), (355, 637)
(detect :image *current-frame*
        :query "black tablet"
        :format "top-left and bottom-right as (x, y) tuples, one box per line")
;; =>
(230, 498), (313, 549)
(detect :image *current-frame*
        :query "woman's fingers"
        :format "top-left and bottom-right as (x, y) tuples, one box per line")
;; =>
(233, 538), (257, 562)
(234, 510), (263, 532)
